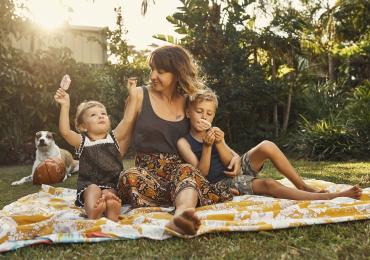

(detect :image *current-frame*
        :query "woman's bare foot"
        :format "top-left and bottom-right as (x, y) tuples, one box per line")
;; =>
(165, 208), (201, 235)
(88, 195), (106, 219)
(105, 192), (122, 222)
(329, 185), (362, 200)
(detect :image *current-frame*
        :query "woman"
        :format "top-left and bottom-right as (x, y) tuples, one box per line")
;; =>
(118, 45), (240, 235)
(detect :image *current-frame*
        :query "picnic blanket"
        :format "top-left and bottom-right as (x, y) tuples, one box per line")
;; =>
(1, 178), (369, 253)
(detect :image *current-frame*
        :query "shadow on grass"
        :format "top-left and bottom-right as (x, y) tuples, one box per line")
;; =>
(3, 220), (370, 259)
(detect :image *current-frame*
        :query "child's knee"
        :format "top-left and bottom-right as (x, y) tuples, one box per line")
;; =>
(263, 178), (278, 188)
(86, 184), (100, 192)
(252, 178), (276, 193)
(258, 140), (278, 155)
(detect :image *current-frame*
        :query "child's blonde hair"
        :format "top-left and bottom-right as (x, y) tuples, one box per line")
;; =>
(188, 87), (219, 109)
(149, 45), (204, 96)
(75, 101), (107, 132)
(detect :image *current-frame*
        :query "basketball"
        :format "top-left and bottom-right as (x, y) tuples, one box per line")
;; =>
(33, 158), (66, 185)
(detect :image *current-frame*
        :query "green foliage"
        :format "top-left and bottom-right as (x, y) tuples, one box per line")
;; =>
(334, 0), (370, 42)
(0, 0), (24, 47)
(168, 0), (276, 150)
(344, 81), (370, 134)
(287, 113), (369, 161)
(1, 0), (369, 162)
(0, 46), (108, 163)
(298, 79), (351, 121)
(159, 0), (370, 157)
(0, 1), (149, 164)
(288, 80), (370, 161)
(153, 34), (178, 44)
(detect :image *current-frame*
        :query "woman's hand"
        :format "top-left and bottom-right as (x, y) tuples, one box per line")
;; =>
(127, 77), (138, 96)
(224, 154), (241, 178)
(54, 88), (70, 107)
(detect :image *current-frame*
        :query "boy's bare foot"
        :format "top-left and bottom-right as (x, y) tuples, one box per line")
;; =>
(105, 193), (122, 222)
(165, 208), (201, 235)
(89, 195), (106, 219)
(330, 185), (362, 200)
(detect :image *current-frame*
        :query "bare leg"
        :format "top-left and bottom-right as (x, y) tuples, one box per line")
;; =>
(83, 184), (106, 219)
(248, 141), (324, 192)
(165, 188), (201, 235)
(102, 189), (121, 222)
(252, 178), (362, 200)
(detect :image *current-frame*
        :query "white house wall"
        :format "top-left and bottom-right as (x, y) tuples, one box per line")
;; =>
(11, 25), (108, 65)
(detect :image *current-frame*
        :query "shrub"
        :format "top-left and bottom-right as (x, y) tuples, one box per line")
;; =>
(344, 81), (370, 135)
(286, 113), (369, 161)
(0, 47), (149, 164)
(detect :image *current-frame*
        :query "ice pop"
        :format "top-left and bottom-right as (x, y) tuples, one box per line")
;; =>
(200, 118), (212, 131)
(60, 74), (71, 90)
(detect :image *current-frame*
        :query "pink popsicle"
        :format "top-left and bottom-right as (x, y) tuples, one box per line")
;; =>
(60, 74), (71, 90)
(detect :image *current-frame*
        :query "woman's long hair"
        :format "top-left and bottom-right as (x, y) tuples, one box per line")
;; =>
(149, 45), (204, 96)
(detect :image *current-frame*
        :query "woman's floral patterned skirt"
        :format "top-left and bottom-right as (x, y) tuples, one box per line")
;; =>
(118, 153), (233, 208)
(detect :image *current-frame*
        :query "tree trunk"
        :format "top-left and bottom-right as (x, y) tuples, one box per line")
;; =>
(226, 114), (232, 144)
(273, 105), (278, 137)
(254, 48), (257, 64)
(282, 85), (292, 133)
(328, 53), (335, 81)
(282, 48), (295, 133)
(31, 33), (35, 52)
(271, 58), (279, 137)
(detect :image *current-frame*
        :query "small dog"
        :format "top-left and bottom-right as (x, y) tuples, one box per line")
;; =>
(11, 131), (79, 185)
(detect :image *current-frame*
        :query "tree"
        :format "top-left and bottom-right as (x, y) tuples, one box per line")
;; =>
(257, 1), (307, 133)
(166, 0), (273, 150)
(0, 1), (150, 164)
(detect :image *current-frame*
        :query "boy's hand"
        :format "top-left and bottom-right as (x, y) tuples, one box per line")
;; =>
(213, 127), (225, 143)
(203, 128), (215, 146)
(127, 77), (138, 96)
(54, 88), (70, 107)
(224, 155), (241, 177)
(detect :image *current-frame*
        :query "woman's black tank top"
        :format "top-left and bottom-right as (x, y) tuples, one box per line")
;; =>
(133, 86), (189, 154)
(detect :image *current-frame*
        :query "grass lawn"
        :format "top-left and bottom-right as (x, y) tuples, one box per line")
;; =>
(1, 160), (369, 259)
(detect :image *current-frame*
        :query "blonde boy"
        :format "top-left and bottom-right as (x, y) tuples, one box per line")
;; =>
(177, 88), (361, 200)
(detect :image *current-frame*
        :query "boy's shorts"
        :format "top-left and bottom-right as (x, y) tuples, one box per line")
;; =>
(230, 152), (262, 195)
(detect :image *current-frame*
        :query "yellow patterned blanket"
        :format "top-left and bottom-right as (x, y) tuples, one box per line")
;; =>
(1, 179), (369, 252)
